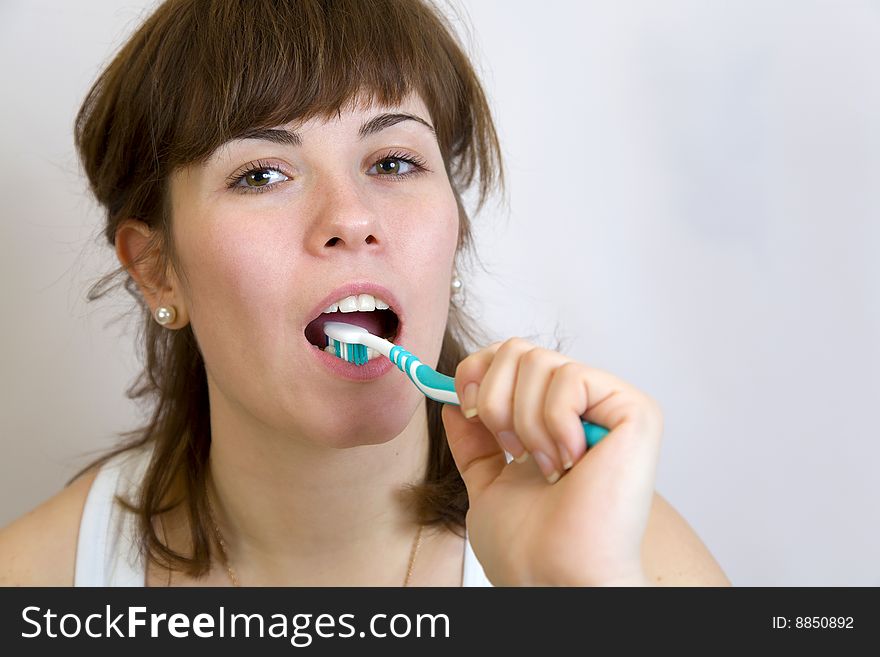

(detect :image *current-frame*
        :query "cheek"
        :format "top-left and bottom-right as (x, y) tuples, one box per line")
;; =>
(198, 229), (283, 304)
(391, 194), (458, 342)
(171, 180), (290, 333)
(182, 219), (294, 362)
(394, 192), (458, 273)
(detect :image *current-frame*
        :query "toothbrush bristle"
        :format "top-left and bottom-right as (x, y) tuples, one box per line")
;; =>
(327, 337), (369, 366)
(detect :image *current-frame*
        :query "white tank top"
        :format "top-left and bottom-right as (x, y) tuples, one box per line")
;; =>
(73, 442), (493, 587)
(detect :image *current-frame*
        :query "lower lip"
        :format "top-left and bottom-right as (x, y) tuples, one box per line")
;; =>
(306, 323), (404, 381)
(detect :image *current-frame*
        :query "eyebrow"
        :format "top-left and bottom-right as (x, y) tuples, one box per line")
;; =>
(231, 112), (436, 147)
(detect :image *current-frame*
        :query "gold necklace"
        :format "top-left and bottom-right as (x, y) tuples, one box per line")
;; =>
(204, 476), (423, 587)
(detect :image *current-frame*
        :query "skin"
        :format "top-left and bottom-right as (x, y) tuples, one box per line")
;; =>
(134, 91), (463, 585)
(447, 342), (666, 585)
(0, 91), (731, 587)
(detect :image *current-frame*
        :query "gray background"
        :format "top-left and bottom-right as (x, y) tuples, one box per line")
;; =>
(1, 0), (877, 586)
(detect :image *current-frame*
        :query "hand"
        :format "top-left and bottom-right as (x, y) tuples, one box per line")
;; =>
(441, 338), (663, 586)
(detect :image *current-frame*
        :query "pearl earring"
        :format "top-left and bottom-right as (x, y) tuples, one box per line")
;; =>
(451, 272), (463, 296)
(154, 305), (177, 326)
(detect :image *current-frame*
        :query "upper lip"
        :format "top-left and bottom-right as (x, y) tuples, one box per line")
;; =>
(302, 281), (404, 329)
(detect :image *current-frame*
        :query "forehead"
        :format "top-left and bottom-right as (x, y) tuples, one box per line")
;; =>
(286, 89), (431, 132)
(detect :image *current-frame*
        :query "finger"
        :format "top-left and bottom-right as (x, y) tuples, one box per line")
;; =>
(453, 339), (519, 452)
(440, 402), (508, 499)
(545, 362), (663, 465)
(544, 361), (594, 469)
(467, 338), (537, 461)
(583, 366), (661, 438)
(512, 347), (573, 480)
(558, 365), (664, 530)
(453, 340), (504, 417)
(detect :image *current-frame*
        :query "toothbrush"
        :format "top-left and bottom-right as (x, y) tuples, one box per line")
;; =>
(322, 321), (610, 447)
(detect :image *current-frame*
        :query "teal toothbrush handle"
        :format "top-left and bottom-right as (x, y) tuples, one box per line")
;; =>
(389, 345), (610, 447)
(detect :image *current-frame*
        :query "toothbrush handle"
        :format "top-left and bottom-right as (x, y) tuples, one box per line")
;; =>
(389, 346), (610, 447)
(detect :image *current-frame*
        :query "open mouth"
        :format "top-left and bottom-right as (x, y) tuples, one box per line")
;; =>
(304, 308), (401, 348)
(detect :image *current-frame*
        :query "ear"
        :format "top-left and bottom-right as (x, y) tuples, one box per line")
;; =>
(115, 218), (188, 328)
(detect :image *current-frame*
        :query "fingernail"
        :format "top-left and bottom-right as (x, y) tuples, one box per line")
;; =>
(558, 443), (574, 470)
(532, 451), (561, 484)
(462, 382), (479, 418)
(498, 430), (527, 462)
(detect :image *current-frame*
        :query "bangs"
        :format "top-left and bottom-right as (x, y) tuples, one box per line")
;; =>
(165, 0), (459, 167)
(76, 0), (502, 235)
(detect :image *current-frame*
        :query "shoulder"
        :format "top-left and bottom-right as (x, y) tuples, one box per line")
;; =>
(0, 465), (102, 586)
(641, 491), (732, 586)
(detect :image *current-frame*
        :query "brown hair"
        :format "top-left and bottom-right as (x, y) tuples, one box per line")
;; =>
(70, 0), (505, 580)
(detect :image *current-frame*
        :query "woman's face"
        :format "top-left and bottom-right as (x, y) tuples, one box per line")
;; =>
(167, 92), (459, 447)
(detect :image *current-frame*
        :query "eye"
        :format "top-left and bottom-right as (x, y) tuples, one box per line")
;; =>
(226, 160), (291, 194)
(225, 149), (431, 196)
(242, 168), (287, 188)
(368, 150), (430, 180)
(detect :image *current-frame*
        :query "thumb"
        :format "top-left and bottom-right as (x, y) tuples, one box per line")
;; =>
(441, 403), (508, 500)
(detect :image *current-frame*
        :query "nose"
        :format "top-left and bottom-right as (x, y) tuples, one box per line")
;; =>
(306, 174), (384, 254)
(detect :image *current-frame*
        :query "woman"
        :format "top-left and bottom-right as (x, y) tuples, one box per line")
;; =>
(0, 0), (729, 586)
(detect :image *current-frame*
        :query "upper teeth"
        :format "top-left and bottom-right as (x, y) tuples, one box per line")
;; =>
(322, 293), (391, 314)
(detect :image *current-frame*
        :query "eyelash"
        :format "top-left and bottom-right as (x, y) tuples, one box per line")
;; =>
(225, 150), (431, 195)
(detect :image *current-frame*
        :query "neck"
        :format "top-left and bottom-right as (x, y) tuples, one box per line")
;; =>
(203, 381), (432, 586)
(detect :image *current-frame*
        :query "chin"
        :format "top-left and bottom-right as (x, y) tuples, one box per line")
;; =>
(313, 421), (409, 450)
(331, 376), (429, 445)
(308, 395), (424, 450)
